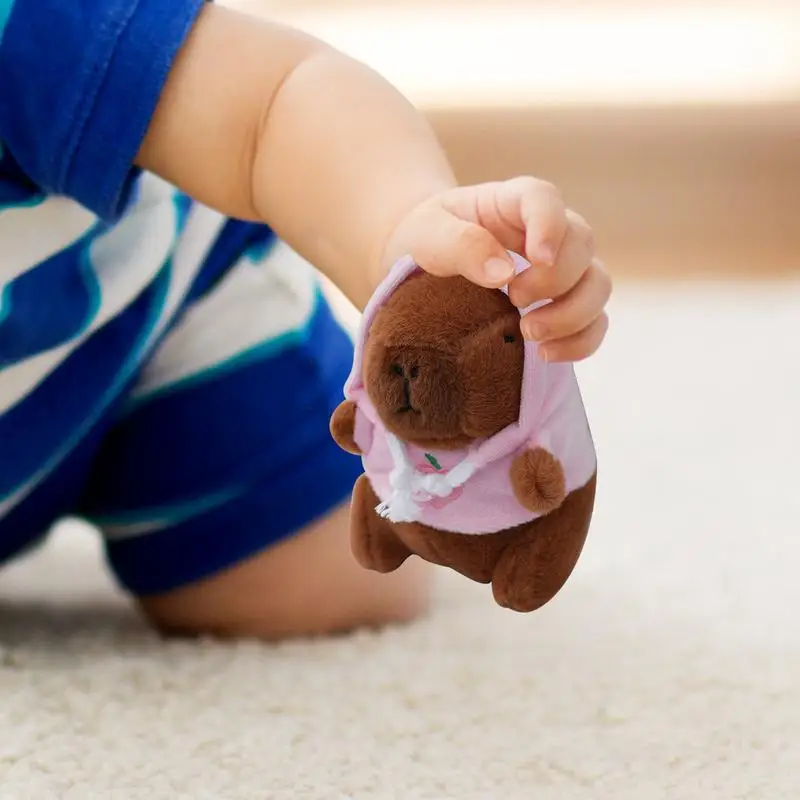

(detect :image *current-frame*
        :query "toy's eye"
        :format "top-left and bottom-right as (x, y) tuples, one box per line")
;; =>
(503, 334), (516, 343)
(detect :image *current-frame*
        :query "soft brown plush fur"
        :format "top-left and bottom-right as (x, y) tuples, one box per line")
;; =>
(330, 272), (596, 613)
(362, 272), (525, 451)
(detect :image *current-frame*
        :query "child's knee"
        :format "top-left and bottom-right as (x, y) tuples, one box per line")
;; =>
(137, 503), (433, 641)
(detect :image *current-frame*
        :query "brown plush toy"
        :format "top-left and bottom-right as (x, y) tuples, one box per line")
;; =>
(330, 254), (597, 612)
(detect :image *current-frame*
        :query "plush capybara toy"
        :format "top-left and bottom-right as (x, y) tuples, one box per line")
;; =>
(330, 253), (597, 612)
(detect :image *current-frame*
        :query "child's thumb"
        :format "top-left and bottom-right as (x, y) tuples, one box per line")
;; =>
(409, 210), (515, 288)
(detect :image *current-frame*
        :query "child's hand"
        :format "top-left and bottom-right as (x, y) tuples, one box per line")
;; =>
(384, 177), (611, 362)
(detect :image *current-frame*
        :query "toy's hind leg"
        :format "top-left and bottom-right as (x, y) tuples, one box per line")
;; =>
(350, 478), (505, 583)
(492, 472), (597, 612)
(398, 523), (511, 584)
(351, 475), (413, 572)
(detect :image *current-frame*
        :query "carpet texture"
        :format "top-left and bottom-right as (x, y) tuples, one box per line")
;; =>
(1, 282), (798, 799)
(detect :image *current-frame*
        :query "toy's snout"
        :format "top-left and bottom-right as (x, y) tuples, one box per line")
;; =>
(382, 347), (456, 417)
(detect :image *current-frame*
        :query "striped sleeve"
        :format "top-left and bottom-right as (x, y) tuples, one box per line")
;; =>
(0, 0), (205, 220)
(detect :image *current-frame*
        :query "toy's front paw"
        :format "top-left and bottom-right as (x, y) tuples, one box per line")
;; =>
(329, 400), (361, 455)
(351, 475), (413, 573)
(510, 447), (565, 514)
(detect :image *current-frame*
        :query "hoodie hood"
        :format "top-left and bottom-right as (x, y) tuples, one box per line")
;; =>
(344, 251), (546, 472)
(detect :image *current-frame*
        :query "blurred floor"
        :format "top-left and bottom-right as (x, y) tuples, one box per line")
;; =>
(1, 279), (798, 797)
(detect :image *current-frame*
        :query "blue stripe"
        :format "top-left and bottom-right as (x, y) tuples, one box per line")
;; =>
(0, 0), (15, 44)
(78, 245), (103, 331)
(0, 185), (45, 211)
(182, 219), (276, 306)
(0, 221), (106, 367)
(244, 234), (276, 264)
(0, 283), (10, 327)
(90, 484), (244, 532)
(173, 191), (192, 230)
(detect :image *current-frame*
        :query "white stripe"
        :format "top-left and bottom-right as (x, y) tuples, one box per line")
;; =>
(130, 239), (317, 400)
(138, 202), (227, 352)
(0, 197), (96, 284)
(0, 200), (226, 519)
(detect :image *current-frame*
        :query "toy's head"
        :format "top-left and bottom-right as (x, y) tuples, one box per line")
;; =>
(361, 272), (524, 450)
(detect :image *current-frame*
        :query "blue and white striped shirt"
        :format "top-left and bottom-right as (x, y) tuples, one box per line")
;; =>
(0, 0), (208, 510)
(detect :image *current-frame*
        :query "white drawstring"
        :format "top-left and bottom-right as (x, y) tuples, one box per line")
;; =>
(374, 433), (477, 523)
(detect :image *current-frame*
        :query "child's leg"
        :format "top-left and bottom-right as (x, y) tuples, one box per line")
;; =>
(139, 503), (431, 639)
(78, 235), (431, 639)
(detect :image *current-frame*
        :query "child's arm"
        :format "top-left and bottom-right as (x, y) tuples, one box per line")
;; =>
(136, 5), (454, 308)
(136, 4), (610, 360)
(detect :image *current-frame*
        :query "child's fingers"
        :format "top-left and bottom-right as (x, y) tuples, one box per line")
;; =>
(409, 206), (515, 288)
(498, 177), (568, 265)
(434, 178), (568, 274)
(508, 210), (594, 309)
(539, 312), (610, 363)
(520, 259), (611, 342)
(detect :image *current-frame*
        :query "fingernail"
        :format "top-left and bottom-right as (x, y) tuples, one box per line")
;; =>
(484, 257), (514, 282)
(532, 243), (557, 266)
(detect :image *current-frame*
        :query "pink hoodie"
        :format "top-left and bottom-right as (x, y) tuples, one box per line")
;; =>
(343, 253), (597, 535)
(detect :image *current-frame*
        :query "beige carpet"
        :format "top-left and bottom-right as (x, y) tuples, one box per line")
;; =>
(1, 282), (799, 799)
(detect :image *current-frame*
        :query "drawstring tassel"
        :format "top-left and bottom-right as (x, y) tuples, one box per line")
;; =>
(375, 434), (476, 523)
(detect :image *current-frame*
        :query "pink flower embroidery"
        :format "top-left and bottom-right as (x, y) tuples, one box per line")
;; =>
(416, 454), (464, 508)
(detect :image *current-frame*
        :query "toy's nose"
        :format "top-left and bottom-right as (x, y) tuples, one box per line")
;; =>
(389, 362), (420, 380)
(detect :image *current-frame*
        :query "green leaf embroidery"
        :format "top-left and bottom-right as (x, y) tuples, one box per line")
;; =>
(424, 453), (443, 471)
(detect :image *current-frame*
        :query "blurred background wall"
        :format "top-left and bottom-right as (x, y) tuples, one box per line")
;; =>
(226, 0), (799, 282)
